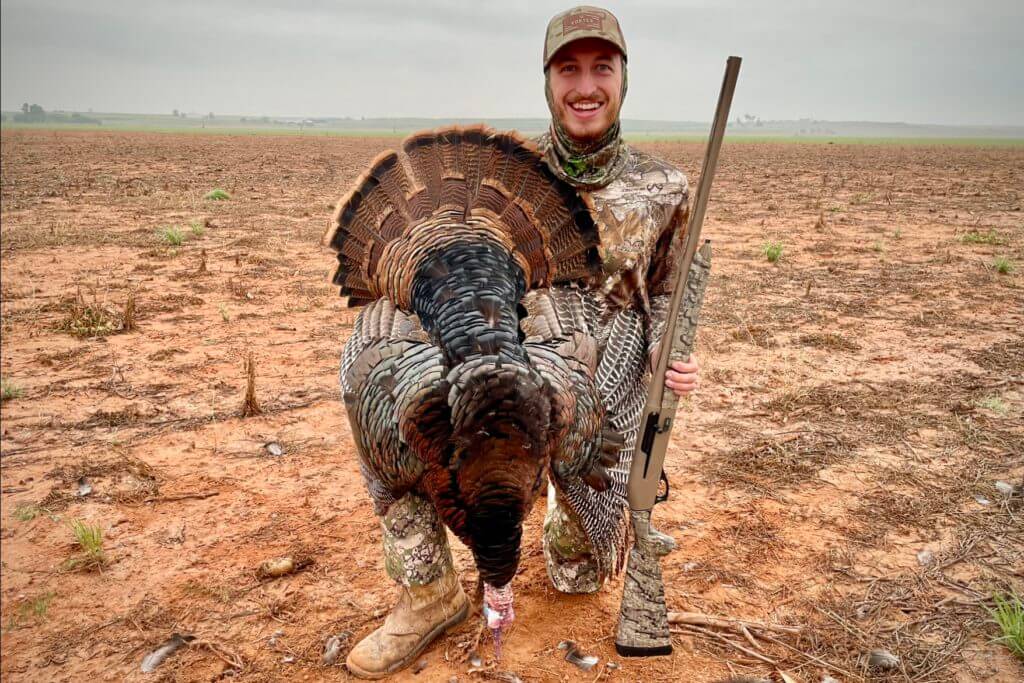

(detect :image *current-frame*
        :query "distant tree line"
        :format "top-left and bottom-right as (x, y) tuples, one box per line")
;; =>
(11, 103), (101, 125)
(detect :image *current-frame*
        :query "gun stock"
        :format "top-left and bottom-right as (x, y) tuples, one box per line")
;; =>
(615, 56), (740, 657)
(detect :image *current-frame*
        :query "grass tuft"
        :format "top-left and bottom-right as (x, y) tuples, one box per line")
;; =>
(990, 592), (1024, 661)
(204, 188), (230, 201)
(28, 592), (54, 619)
(959, 229), (1004, 245)
(157, 226), (185, 246)
(67, 519), (107, 569)
(993, 257), (1014, 275)
(2, 378), (24, 402)
(4, 592), (55, 631)
(761, 241), (783, 263)
(189, 219), (205, 237)
(977, 395), (1009, 415)
(13, 502), (42, 521)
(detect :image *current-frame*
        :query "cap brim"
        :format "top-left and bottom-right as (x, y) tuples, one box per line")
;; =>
(545, 32), (626, 67)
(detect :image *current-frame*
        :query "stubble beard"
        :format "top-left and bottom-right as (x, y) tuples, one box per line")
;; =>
(556, 97), (620, 147)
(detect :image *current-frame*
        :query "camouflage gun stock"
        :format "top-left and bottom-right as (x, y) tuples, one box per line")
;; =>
(615, 56), (741, 657)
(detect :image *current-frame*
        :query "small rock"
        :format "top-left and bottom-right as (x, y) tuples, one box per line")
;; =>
(994, 481), (1015, 497)
(268, 629), (284, 646)
(822, 677), (840, 683)
(265, 442), (284, 457)
(866, 648), (900, 671)
(467, 651), (482, 668)
(257, 555), (312, 579)
(916, 549), (934, 566)
(282, 655), (294, 664)
(973, 494), (991, 506)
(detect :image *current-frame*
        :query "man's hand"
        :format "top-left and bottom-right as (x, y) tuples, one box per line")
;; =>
(665, 355), (699, 397)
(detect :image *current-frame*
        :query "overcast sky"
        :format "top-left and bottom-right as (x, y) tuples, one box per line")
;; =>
(2, 0), (1021, 125)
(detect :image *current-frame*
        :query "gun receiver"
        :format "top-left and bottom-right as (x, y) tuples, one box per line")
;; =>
(615, 56), (741, 657)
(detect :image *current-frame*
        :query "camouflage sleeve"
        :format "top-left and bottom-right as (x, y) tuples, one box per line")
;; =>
(644, 200), (690, 358)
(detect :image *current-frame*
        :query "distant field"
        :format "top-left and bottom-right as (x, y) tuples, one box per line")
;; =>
(4, 121), (1023, 147)
(3, 111), (1022, 146)
(631, 133), (1024, 147)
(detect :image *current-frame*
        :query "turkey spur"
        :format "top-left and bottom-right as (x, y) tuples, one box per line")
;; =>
(326, 126), (626, 642)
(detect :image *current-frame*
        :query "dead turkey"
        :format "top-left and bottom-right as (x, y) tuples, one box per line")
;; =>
(325, 126), (627, 644)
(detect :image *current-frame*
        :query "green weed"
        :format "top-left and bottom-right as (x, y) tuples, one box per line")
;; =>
(189, 220), (205, 237)
(761, 241), (783, 263)
(219, 303), (231, 322)
(978, 395), (1009, 416)
(993, 257), (1014, 275)
(67, 519), (106, 569)
(26, 592), (54, 619)
(158, 226), (185, 246)
(3, 592), (55, 631)
(990, 591), (1024, 661)
(204, 188), (230, 201)
(1, 378), (24, 401)
(960, 229), (1004, 245)
(13, 502), (42, 521)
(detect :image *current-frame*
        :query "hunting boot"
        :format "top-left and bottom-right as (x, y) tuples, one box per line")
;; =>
(346, 567), (469, 679)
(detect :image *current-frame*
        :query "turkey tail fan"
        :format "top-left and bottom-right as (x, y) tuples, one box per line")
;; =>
(326, 125), (602, 311)
(325, 150), (414, 305)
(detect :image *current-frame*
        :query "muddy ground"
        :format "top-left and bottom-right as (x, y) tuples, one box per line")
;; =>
(1, 130), (1021, 682)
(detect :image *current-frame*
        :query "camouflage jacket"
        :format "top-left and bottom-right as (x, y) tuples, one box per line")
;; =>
(537, 134), (691, 356)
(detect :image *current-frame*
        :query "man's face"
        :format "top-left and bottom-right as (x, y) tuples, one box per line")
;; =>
(547, 37), (623, 143)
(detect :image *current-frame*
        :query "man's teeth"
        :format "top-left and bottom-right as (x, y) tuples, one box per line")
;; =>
(571, 102), (601, 111)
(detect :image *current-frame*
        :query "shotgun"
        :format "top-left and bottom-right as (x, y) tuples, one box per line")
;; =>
(615, 56), (741, 657)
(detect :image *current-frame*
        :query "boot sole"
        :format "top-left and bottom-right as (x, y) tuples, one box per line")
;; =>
(346, 598), (470, 680)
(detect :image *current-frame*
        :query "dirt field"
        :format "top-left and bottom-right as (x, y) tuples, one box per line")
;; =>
(1, 130), (1021, 682)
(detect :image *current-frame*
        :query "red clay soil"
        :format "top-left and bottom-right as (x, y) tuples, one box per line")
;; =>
(1, 130), (1021, 682)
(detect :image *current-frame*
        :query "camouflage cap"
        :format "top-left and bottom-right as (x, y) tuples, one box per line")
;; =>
(543, 6), (627, 68)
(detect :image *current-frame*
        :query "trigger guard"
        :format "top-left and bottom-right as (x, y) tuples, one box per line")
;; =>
(655, 469), (670, 504)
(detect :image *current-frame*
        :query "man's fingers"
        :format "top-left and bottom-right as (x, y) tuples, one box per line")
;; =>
(666, 377), (699, 391)
(669, 360), (699, 373)
(666, 369), (699, 383)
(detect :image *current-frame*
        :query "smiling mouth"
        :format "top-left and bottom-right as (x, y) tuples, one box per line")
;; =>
(568, 101), (604, 118)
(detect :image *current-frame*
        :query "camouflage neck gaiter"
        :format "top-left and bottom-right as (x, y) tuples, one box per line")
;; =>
(542, 65), (629, 191)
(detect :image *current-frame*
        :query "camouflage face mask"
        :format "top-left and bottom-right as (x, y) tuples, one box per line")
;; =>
(543, 62), (629, 191)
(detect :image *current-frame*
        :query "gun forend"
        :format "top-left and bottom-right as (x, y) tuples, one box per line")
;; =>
(626, 241), (711, 513)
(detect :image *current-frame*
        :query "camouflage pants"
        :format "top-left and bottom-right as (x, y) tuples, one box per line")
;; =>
(381, 487), (600, 593)
(381, 493), (455, 587)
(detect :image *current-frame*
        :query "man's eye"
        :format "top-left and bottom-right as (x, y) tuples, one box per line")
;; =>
(560, 65), (577, 74)
(596, 64), (613, 73)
